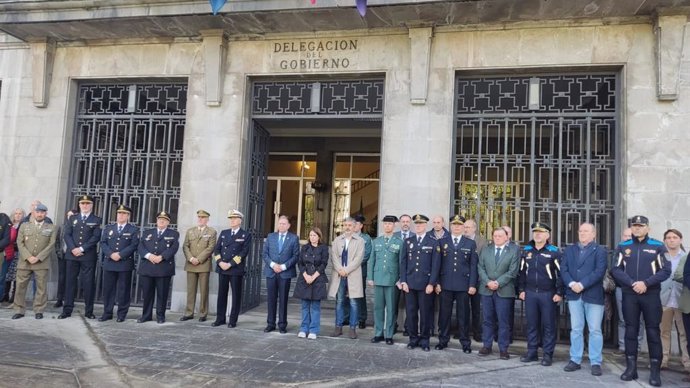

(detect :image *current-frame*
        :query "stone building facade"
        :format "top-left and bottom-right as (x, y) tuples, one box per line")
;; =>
(0, 1), (689, 316)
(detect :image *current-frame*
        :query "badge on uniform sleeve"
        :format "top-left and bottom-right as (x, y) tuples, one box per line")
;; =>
(109, 230), (113, 236)
(73, 219), (78, 225)
(233, 255), (242, 264)
(526, 252), (532, 259)
(146, 234), (152, 241)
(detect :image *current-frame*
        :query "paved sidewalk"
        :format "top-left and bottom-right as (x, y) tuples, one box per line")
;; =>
(0, 301), (688, 387)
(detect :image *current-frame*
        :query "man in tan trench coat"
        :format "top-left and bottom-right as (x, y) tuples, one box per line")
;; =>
(329, 216), (365, 339)
(180, 210), (217, 322)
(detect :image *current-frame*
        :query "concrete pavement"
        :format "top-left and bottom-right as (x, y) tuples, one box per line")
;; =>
(0, 301), (688, 387)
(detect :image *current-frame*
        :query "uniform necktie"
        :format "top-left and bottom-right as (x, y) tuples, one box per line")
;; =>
(157, 230), (162, 238)
(82, 214), (86, 222)
(495, 247), (502, 265)
(230, 230), (235, 237)
(118, 225), (123, 234)
(454, 237), (459, 247)
(278, 234), (284, 251)
(417, 236), (422, 244)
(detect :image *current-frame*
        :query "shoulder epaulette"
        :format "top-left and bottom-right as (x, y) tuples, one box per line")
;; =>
(523, 245), (534, 251)
(648, 239), (664, 246)
(546, 245), (559, 252)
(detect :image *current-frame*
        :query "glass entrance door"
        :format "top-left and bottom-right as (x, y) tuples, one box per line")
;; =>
(332, 153), (380, 237)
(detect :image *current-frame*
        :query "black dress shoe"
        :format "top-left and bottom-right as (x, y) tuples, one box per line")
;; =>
(179, 315), (193, 322)
(499, 352), (510, 360)
(279, 329), (287, 334)
(199, 316), (207, 322)
(35, 313), (43, 320)
(228, 323), (236, 328)
(53, 301), (63, 308)
(463, 347), (472, 354)
(520, 354), (538, 363)
(57, 313), (70, 319)
(358, 321), (366, 329)
(435, 343), (447, 350)
(541, 354), (553, 366)
(157, 318), (165, 324)
(137, 318), (150, 323)
(211, 321), (226, 327)
(85, 313), (96, 320)
(407, 342), (417, 349)
(116, 318), (125, 323)
(422, 345), (430, 352)
(385, 338), (394, 345)
(11, 313), (24, 320)
(264, 326), (276, 333)
(371, 336), (384, 343)
(98, 316), (112, 322)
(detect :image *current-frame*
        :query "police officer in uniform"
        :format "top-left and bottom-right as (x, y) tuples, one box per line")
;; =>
(212, 209), (252, 328)
(99, 205), (139, 322)
(612, 215), (671, 387)
(368, 215), (403, 345)
(12, 204), (56, 319)
(59, 195), (102, 319)
(400, 214), (441, 352)
(181, 210), (217, 322)
(518, 222), (563, 366)
(137, 211), (179, 324)
(435, 215), (478, 353)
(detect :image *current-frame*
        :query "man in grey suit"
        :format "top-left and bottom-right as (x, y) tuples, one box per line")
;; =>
(262, 215), (300, 334)
(477, 227), (519, 360)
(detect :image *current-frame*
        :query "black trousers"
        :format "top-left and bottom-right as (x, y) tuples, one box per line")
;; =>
(439, 290), (470, 347)
(683, 313), (690, 358)
(405, 289), (434, 347)
(56, 257), (66, 301)
(102, 270), (132, 320)
(524, 291), (557, 356)
(139, 275), (171, 321)
(622, 290), (663, 359)
(63, 259), (96, 315)
(217, 274), (243, 325)
(468, 292), (481, 339)
(266, 276), (291, 329)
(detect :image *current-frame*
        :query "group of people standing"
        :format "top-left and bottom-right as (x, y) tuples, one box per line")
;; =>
(5, 196), (690, 387)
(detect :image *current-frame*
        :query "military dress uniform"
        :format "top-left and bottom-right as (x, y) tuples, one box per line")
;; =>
(611, 215), (670, 385)
(13, 207), (57, 319)
(518, 223), (563, 366)
(61, 195), (102, 319)
(212, 210), (252, 327)
(182, 210), (217, 321)
(137, 211), (179, 323)
(436, 215), (478, 352)
(400, 214), (441, 351)
(368, 215), (403, 344)
(99, 205), (139, 322)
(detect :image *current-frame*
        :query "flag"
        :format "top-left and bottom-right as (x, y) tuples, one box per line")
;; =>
(209, 0), (227, 15)
(356, 0), (367, 17)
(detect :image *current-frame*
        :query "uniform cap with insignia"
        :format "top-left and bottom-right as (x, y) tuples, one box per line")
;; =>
(116, 205), (131, 214)
(227, 209), (244, 219)
(156, 211), (171, 221)
(412, 214), (429, 224)
(631, 215), (649, 226)
(78, 195), (94, 204)
(35, 204), (48, 212)
(450, 215), (466, 225)
(531, 222), (551, 233)
(382, 215), (398, 223)
(197, 209), (210, 218)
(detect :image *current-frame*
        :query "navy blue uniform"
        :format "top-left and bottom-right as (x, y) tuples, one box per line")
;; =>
(400, 234), (440, 348)
(213, 228), (252, 326)
(137, 228), (179, 322)
(62, 213), (102, 316)
(611, 236), (670, 359)
(518, 242), (563, 358)
(100, 223), (139, 320)
(437, 235), (477, 349)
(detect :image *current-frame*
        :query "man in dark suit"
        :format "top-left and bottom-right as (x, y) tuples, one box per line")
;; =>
(212, 209), (252, 328)
(394, 214), (413, 336)
(561, 222), (608, 376)
(400, 214), (440, 352)
(59, 195), (102, 320)
(262, 215), (299, 333)
(463, 218), (486, 342)
(137, 211), (179, 324)
(99, 205), (139, 322)
(477, 227), (519, 360)
(435, 215), (478, 353)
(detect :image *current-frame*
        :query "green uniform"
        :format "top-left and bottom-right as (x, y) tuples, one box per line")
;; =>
(368, 234), (403, 339)
(16, 221), (58, 314)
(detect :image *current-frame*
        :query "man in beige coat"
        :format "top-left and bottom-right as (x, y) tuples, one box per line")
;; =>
(12, 204), (57, 320)
(180, 210), (217, 322)
(329, 216), (365, 339)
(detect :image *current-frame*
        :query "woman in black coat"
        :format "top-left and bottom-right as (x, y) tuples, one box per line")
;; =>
(293, 227), (329, 339)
